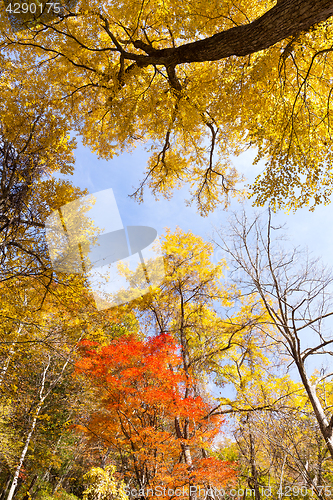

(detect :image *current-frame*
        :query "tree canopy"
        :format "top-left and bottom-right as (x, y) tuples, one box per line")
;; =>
(2, 0), (333, 212)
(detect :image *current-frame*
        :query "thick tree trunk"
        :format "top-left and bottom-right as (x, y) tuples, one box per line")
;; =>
(130, 0), (333, 67)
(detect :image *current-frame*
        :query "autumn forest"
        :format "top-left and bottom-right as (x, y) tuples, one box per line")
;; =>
(1, 0), (333, 499)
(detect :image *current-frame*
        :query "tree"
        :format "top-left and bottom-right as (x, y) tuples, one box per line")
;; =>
(0, 253), (137, 499)
(0, 53), (90, 290)
(82, 465), (129, 500)
(3, 1), (333, 211)
(75, 333), (236, 500)
(82, 227), (287, 500)
(228, 369), (333, 500)
(5, 351), (75, 500)
(235, 401), (333, 500)
(216, 209), (333, 461)
(126, 228), (276, 418)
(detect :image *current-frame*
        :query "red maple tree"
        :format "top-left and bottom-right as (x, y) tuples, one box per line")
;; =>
(76, 334), (236, 499)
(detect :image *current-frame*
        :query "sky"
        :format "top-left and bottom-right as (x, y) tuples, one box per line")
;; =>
(57, 136), (333, 267)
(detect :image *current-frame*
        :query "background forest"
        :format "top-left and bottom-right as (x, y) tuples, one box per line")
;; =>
(1, 0), (333, 499)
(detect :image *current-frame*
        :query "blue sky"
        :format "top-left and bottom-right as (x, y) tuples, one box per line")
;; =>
(59, 136), (333, 268)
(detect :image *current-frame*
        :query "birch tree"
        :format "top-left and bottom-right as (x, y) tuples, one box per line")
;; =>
(6, 338), (80, 500)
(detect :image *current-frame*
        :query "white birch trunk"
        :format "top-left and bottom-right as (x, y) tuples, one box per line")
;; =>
(6, 336), (81, 500)
(0, 324), (23, 388)
(6, 359), (50, 500)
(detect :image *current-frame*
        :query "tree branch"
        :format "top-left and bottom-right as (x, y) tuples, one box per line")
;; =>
(126, 0), (333, 67)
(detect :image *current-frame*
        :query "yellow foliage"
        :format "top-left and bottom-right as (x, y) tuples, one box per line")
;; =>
(83, 465), (129, 500)
(1, 1), (332, 211)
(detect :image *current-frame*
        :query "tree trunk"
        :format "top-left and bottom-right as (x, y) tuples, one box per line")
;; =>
(6, 403), (43, 500)
(6, 357), (52, 500)
(131, 0), (333, 67)
(175, 416), (197, 500)
(247, 416), (261, 500)
(0, 324), (23, 388)
(0, 342), (15, 388)
(0, 474), (12, 500)
(296, 360), (333, 460)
